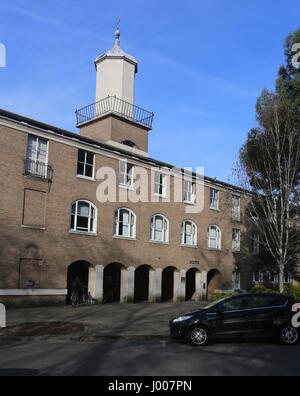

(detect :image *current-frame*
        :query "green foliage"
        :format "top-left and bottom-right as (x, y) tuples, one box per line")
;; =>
(250, 285), (300, 302)
(208, 291), (238, 302)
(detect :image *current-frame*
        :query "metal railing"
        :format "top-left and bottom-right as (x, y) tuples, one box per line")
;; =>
(24, 159), (53, 182)
(75, 96), (154, 129)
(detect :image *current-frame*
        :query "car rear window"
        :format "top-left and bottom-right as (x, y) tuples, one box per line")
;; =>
(248, 295), (287, 309)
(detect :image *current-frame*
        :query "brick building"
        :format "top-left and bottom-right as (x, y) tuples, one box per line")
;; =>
(0, 27), (295, 306)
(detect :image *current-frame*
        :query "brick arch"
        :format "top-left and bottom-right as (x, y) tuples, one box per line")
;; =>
(103, 262), (125, 303)
(185, 267), (200, 301)
(134, 264), (154, 303)
(66, 260), (92, 304)
(207, 269), (222, 297)
(161, 266), (179, 302)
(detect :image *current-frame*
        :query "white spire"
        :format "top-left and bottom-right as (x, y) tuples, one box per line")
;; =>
(94, 20), (138, 104)
(114, 17), (120, 48)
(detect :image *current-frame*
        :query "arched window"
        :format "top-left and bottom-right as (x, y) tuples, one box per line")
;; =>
(207, 225), (221, 250)
(150, 214), (169, 243)
(181, 220), (197, 246)
(122, 140), (137, 148)
(114, 208), (136, 239)
(70, 200), (97, 234)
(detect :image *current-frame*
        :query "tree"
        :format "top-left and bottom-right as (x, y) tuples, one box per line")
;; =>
(236, 27), (300, 293)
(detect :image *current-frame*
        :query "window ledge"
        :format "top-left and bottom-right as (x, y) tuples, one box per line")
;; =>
(21, 225), (45, 231)
(119, 184), (134, 191)
(153, 193), (167, 199)
(207, 247), (222, 252)
(209, 207), (220, 212)
(149, 240), (169, 245)
(24, 175), (48, 183)
(180, 244), (198, 249)
(76, 175), (96, 182)
(113, 235), (136, 241)
(69, 230), (97, 237)
(184, 201), (195, 206)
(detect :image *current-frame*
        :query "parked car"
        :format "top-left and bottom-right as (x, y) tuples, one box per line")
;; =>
(170, 293), (299, 346)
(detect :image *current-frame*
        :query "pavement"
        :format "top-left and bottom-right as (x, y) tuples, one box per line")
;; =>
(2, 301), (208, 340)
(1, 338), (300, 376)
(2, 302), (300, 376)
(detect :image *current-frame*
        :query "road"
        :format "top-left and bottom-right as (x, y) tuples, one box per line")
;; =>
(0, 338), (300, 376)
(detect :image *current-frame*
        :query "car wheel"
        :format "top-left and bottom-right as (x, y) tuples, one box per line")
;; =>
(187, 325), (210, 346)
(280, 325), (299, 345)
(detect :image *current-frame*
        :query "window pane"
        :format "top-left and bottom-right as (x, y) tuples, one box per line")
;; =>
(120, 210), (129, 224)
(89, 218), (94, 232)
(210, 239), (217, 249)
(71, 203), (76, 215)
(185, 234), (191, 245)
(71, 214), (75, 229)
(78, 202), (89, 217)
(155, 217), (163, 231)
(78, 149), (85, 163)
(185, 222), (192, 234)
(155, 172), (160, 183)
(38, 139), (48, 154)
(86, 152), (94, 165)
(77, 162), (84, 176)
(85, 164), (93, 178)
(210, 227), (216, 238)
(155, 229), (163, 241)
(122, 224), (129, 237)
(120, 161), (126, 173)
(77, 216), (89, 230)
(91, 206), (95, 219)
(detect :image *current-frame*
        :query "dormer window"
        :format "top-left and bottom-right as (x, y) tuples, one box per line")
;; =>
(122, 140), (137, 148)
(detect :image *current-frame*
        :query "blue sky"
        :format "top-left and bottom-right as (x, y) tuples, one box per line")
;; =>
(0, 0), (300, 182)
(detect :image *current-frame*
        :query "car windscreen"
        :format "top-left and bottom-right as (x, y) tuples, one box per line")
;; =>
(205, 297), (228, 309)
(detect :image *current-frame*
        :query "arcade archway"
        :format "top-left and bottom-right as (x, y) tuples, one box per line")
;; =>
(103, 263), (123, 303)
(162, 266), (177, 302)
(66, 261), (90, 304)
(207, 269), (222, 297)
(134, 265), (152, 303)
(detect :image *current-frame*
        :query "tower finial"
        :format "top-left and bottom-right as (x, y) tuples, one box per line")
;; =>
(115, 17), (120, 47)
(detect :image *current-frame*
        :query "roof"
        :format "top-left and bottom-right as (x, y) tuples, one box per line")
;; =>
(0, 107), (252, 195)
(94, 30), (137, 72)
(95, 45), (137, 69)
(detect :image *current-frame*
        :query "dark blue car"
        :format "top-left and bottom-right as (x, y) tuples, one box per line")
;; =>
(170, 293), (299, 346)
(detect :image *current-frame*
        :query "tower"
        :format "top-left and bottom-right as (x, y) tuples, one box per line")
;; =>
(95, 19), (137, 104)
(76, 21), (153, 157)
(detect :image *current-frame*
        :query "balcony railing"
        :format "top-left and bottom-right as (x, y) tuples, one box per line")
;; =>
(24, 159), (53, 183)
(75, 96), (154, 129)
